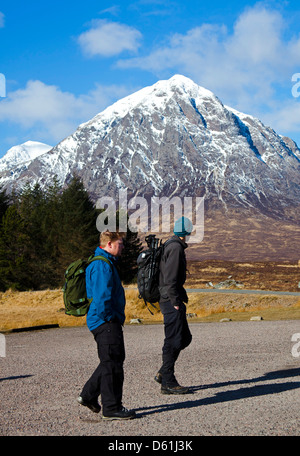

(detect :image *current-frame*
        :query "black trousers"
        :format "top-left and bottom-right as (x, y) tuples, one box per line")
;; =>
(159, 301), (192, 385)
(80, 321), (125, 414)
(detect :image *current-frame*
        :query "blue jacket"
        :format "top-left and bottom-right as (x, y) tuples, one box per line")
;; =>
(85, 246), (125, 331)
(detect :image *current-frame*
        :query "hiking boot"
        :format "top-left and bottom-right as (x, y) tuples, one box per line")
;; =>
(154, 372), (162, 384)
(161, 384), (190, 395)
(102, 406), (136, 421)
(77, 396), (101, 413)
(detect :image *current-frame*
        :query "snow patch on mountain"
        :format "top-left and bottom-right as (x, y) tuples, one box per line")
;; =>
(0, 141), (53, 171)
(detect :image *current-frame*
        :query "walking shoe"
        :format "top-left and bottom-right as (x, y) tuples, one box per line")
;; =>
(154, 372), (162, 384)
(161, 384), (190, 395)
(102, 406), (136, 421)
(77, 396), (101, 413)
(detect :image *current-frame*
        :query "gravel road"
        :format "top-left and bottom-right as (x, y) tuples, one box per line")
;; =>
(1, 320), (300, 438)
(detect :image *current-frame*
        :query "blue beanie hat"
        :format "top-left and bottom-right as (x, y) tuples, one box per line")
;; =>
(173, 216), (193, 237)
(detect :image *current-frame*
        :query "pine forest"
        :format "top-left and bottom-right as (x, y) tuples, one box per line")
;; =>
(0, 176), (142, 291)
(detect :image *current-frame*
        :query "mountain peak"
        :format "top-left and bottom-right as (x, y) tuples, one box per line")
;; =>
(0, 75), (299, 225)
(0, 141), (53, 170)
(0, 75), (298, 262)
(81, 75), (217, 131)
(168, 74), (215, 97)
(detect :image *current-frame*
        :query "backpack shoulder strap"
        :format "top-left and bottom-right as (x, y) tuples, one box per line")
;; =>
(88, 255), (113, 268)
(163, 238), (180, 250)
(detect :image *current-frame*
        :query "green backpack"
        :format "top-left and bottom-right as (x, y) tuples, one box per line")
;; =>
(63, 255), (111, 317)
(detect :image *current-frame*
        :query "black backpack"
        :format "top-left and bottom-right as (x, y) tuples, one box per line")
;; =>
(137, 235), (174, 314)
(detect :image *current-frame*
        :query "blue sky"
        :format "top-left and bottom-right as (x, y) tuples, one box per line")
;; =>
(0, 0), (300, 158)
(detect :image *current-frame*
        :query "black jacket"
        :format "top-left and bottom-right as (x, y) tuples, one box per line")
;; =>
(159, 235), (188, 307)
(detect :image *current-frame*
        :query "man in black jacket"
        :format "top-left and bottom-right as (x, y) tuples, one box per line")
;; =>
(156, 217), (193, 394)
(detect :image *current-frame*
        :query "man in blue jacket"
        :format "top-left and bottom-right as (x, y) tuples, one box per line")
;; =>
(77, 231), (136, 420)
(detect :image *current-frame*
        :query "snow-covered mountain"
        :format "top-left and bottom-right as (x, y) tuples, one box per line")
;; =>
(0, 75), (299, 220)
(0, 141), (52, 171)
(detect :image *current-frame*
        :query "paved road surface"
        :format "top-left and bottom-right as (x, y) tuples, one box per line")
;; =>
(1, 321), (300, 438)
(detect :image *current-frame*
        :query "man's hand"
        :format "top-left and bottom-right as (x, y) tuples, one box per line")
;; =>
(174, 306), (179, 310)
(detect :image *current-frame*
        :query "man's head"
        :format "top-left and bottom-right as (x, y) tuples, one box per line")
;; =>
(173, 216), (193, 239)
(100, 231), (125, 257)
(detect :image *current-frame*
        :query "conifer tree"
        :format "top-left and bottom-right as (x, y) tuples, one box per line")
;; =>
(0, 205), (32, 290)
(118, 226), (143, 284)
(16, 182), (53, 288)
(0, 176), (144, 290)
(58, 175), (99, 272)
(106, 210), (143, 284)
(0, 185), (9, 223)
(42, 176), (64, 285)
(0, 186), (10, 290)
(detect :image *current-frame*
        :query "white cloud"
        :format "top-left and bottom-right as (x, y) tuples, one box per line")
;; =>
(226, 7), (284, 66)
(264, 99), (300, 134)
(0, 80), (135, 144)
(117, 5), (300, 117)
(78, 20), (142, 57)
(0, 12), (5, 28)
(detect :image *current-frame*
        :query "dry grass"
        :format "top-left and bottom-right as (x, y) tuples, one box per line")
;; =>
(0, 289), (82, 331)
(0, 287), (299, 332)
(186, 292), (300, 322)
(186, 259), (300, 292)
